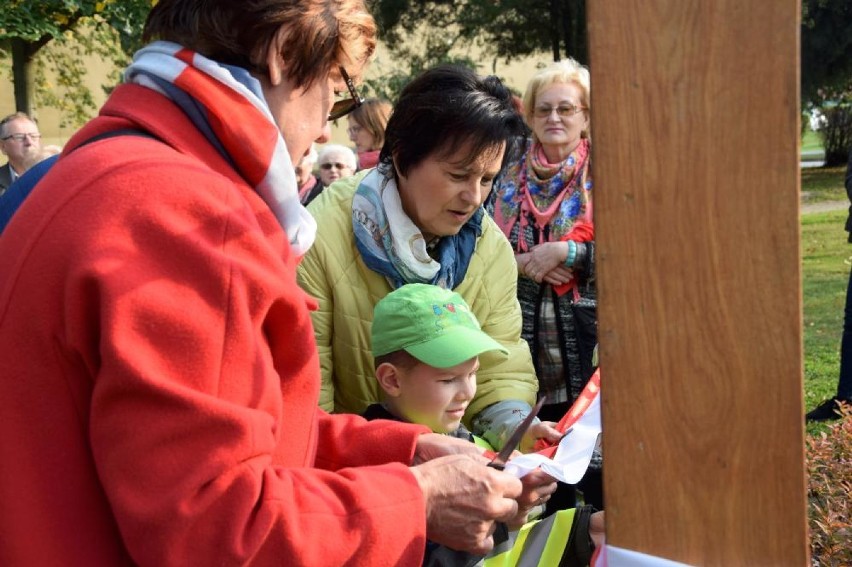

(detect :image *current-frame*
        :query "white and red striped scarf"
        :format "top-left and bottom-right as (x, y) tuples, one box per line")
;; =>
(124, 41), (316, 256)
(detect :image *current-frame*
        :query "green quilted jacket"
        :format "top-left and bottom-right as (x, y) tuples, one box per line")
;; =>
(298, 173), (538, 426)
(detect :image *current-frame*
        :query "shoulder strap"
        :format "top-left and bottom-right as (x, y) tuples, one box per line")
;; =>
(0, 129), (160, 235)
(71, 128), (159, 153)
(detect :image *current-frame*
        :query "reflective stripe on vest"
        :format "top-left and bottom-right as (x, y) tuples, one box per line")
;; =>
(484, 508), (577, 567)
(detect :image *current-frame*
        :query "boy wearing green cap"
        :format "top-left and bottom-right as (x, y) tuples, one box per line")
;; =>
(365, 283), (508, 444)
(365, 284), (602, 566)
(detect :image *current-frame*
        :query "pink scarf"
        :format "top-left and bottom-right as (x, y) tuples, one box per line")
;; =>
(298, 175), (318, 204)
(357, 149), (381, 171)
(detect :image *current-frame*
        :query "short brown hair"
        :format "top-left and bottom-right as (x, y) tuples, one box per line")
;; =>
(143, 0), (376, 88)
(349, 98), (392, 151)
(374, 350), (421, 372)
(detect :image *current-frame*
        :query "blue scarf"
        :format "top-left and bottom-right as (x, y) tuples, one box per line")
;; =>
(352, 168), (482, 290)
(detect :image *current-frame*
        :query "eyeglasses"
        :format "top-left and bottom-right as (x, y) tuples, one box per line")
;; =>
(1, 133), (41, 142)
(346, 125), (363, 136)
(320, 162), (351, 170)
(533, 104), (587, 119)
(328, 67), (364, 121)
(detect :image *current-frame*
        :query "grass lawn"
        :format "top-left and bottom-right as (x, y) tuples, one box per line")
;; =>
(801, 165), (848, 436)
(801, 166), (848, 202)
(802, 211), (847, 413)
(801, 128), (824, 154)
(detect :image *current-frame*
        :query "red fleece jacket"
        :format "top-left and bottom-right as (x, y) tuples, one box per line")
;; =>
(0, 84), (429, 566)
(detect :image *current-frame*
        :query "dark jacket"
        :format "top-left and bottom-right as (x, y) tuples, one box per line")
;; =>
(846, 148), (852, 241)
(0, 162), (15, 196)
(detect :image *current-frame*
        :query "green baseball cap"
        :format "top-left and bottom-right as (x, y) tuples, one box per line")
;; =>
(372, 283), (509, 368)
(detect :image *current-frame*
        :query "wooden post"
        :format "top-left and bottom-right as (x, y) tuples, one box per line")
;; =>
(587, 1), (809, 564)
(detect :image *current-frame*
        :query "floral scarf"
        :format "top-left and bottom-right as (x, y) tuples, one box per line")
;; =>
(124, 41), (316, 256)
(352, 167), (482, 289)
(492, 138), (592, 251)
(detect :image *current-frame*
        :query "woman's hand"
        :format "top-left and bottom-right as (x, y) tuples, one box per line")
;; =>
(542, 265), (574, 286)
(410, 455), (522, 555)
(506, 469), (558, 529)
(521, 242), (570, 283)
(515, 252), (532, 279)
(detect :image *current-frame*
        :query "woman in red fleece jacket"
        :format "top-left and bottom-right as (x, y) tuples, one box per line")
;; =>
(0, 1), (555, 565)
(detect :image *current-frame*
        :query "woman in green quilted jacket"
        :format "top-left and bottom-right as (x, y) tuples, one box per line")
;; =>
(298, 65), (562, 450)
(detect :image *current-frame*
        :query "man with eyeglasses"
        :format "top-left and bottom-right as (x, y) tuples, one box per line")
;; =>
(0, 112), (42, 195)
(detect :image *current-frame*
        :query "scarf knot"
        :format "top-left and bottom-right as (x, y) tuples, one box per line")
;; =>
(352, 169), (482, 289)
(492, 138), (592, 251)
(124, 41), (316, 256)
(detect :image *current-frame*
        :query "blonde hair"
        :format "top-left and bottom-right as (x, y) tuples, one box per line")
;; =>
(349, 99), (392, 151)
(523, 58), (590, 136)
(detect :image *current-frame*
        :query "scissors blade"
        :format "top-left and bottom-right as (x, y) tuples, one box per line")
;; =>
(489, 396), (546, 470)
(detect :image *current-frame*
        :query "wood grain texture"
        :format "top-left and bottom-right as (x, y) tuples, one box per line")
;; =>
(587, 1), (809, 564)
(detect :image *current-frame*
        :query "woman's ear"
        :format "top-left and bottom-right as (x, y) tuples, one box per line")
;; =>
(265, 29), (287, 86)
(375, 362), (403, 397)
(391, 154), (405, 182)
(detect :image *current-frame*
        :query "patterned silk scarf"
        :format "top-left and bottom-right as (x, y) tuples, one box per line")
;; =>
(492, 138), (592, 251)
(124, 41), (317, 256)
(352, 167), (482, 289)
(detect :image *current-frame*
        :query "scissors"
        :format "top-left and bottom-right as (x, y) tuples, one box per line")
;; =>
(487, 396), (546, 471)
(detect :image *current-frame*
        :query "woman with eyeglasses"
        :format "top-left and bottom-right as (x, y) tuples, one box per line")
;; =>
(299, 64), (564, 456)
(317, 143), (357, 189)
(346, 98), (392, 170)
(487, 58), (602, 511)
(0, 1), (544, 565)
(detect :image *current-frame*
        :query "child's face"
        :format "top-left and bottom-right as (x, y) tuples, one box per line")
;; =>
(394, 357), (479, 433)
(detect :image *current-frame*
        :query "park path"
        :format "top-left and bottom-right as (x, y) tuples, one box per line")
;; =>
(801, 200), (848, 215)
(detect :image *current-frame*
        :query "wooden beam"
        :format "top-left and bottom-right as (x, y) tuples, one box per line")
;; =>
(587, 1), (809, 564)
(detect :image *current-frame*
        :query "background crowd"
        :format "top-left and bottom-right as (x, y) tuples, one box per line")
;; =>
(0, 0), (604, 565)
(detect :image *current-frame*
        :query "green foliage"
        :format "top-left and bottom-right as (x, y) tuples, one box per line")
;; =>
(374, 0), (585, 63)
(801, 0), (852, 106)
(0, 0), (152, 125)
(369, 0), (586, 101)
(806, 404), (851, 566)
(802, 0), (852, 167)
(817, 104), (852, 168)
(361, 50), (479, 103)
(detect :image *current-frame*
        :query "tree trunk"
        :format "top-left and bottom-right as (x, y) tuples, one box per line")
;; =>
(573, 0), (588, 65)
(549, 0), (561, 62)
(11, 38), (35, 115)
(561, 0), (572, 61)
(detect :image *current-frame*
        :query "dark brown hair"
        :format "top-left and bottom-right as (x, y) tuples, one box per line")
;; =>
(143, 0), (376, 88)
(379, 65), (529, 177)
